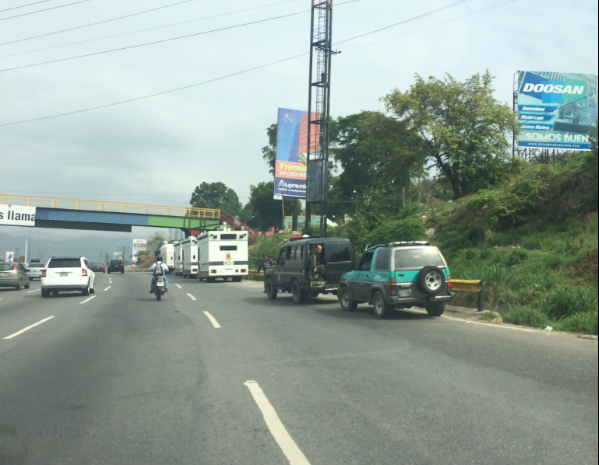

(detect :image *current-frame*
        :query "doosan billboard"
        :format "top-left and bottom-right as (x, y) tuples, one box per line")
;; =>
(517, 71), (598, 150)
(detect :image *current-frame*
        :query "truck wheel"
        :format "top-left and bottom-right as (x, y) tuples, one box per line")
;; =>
(426, 303), (445, 317)
(339, 286), (358, 312)
(292, 280), (307, 305)
(233, 277), (242, 283)
(265, 279), (278, 300)
(373, 291), (393, 319)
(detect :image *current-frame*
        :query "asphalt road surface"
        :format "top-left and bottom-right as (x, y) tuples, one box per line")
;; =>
(1, 273), (597, 465)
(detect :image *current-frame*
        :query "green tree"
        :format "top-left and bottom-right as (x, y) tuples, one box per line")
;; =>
(190, 182), (242, 216)
(330, 111), (425, 209)
(147, 232), (167, 260)
(262, 123), (278, 175)
(384, 71), (519, 200)
(245, 181), (300, 232)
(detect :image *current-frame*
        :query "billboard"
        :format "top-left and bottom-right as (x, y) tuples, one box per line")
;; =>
(132, 239), (147, 265)
(274, 108), (320, 198)
(517, 71), (598, 150)
(0, 205), (36, 227)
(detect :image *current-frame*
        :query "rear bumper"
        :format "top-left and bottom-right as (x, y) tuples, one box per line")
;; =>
(42, 277), (88, 291)
(388, 293), (452, 306)
(0, 277), (20, 287)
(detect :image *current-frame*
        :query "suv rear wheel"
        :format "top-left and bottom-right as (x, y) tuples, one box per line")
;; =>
(373, 291), (394, 319)
(292, 280), (307, 305)
(426, 303), (445, 317)
(265, 278), (278, 300)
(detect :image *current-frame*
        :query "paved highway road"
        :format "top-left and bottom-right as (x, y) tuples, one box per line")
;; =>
(1, 273), (597, 465)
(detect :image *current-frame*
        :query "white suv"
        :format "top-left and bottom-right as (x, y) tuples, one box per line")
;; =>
(41, 257), (96, 298)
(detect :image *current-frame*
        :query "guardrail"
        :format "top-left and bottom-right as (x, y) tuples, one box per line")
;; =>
(451, 279), (485, 312)
(0, 193), (220, 219)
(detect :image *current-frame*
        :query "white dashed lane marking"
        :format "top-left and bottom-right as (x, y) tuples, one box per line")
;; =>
(4, 316), (55, 340)
(203, 311), (221, 329)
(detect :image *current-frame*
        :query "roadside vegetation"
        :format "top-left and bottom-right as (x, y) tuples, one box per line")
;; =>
(195, 71), (598, 335)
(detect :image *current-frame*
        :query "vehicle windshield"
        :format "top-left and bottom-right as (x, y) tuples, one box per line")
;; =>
(394, 248), (446, 270)
(0, 264), (15, 271)
(48, 259), (81, 268)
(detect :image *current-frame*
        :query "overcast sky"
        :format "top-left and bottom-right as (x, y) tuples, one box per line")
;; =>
(1, 0), (598, 245)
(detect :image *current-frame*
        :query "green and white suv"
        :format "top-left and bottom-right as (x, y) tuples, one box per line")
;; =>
(338, 241), (452, 318)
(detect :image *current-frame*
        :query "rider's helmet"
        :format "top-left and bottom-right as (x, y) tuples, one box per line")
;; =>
(157, 256), (163, 262)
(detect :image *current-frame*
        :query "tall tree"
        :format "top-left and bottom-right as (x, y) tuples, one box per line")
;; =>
(384, 71), (518, 200)
(330, 111), (425, 207)
(245, 181), (300, 232)
(190, 182), (242, 216)
(262, 123), (278, 175)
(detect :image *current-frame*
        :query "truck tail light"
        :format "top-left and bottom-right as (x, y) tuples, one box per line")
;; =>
(82, 268), (88, 277)
(241, 269), (247, 273)
(390, 278), (397, 292)
(447, 275), (452, 288)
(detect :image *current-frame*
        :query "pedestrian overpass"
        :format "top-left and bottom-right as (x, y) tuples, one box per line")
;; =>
(1, 193), (222, 233)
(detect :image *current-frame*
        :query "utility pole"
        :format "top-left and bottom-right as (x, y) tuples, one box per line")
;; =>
(305, 0), (336, 237)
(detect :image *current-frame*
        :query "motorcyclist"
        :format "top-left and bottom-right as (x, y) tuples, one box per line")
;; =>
(150, 256), (169, 293)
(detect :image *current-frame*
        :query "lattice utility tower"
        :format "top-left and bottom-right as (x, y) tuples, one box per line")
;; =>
(305, 0), (335, 236)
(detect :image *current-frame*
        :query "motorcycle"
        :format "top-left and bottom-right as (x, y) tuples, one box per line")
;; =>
(155, 276), (166, 301)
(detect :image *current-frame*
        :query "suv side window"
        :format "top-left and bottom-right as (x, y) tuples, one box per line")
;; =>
(277, 249), (286, 265)
(357, 251), (375, 271)
(325, 244), (351, 263)
(374, 248), (391, 272)
(286, 247), (293, 260)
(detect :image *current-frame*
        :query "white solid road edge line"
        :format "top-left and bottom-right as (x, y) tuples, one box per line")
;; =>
(245, 381), (311, 465)
(4, 316), (55, 340)
(187, 293), (196, 301)
(203, 311), (221, 329)
(80, 296), (97, 305)
(175, 284), (183, 289)
(104, 286), (111, 291)
(441, 315), (538, 333)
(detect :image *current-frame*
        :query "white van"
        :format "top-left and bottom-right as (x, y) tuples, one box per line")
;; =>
(181, 236), (199, 278)
(197, 230), (249, 282)
(173, 241), (183, 276)
(159, 242), (175, 274)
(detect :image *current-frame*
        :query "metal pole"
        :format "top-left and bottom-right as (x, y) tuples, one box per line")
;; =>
(478, 281), (485, 312)
(305, 5), (315, 233)
(281, 195), (285, 232)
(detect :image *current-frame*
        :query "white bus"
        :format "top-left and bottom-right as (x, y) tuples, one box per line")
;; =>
(197, 230), (249, 282)
(159, 242), (175, 274)
(173, 241), (183, 276)
(181, 236), (199, 278)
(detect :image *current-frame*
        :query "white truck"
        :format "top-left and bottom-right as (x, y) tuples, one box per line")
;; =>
(159, 242), (175, 274)
(197, 229), (249, 282)
(173, 241), (183, 276)
(181, 236), (199, 278)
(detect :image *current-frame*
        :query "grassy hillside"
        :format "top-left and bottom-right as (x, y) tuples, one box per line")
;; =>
(428, 153), (598, 334)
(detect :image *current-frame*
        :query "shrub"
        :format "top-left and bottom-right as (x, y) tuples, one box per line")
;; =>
(555, 312), (598, 335)
(503, 306), (550, 328)
(540, 286), (598, 321)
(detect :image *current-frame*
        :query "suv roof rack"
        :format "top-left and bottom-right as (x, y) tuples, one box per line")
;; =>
(368, 241), (430, 250)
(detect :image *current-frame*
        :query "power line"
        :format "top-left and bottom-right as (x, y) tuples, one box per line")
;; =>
(0, 0), (90, 21)
(0, 1), (52, 14)
(0, 0), (304, 59)
(335, 0), (478, 45)
(0, 0), (196, 45)
(0, 9), (311, 73)
(0, 0), (522, 128)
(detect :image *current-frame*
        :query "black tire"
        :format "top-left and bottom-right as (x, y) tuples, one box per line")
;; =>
(120, 269), (124, 274)
(25, 280), (30, 290)
(156, 291), (161, 301)
(265, 278), (278, 300)
(338, 286), (358, 312)
(426, 303), (445, 317)
(207, 278), (216, 283)
(416, 266), (446, 296)
(82, 281), (90, 296)
(372, 291), (393, 319)
(291, 280), (307, 305)
(15, 282), (21, 291)
(41, 288), (50, 298)
(233, 277), (242, 283)
(52, 290), (58, 297)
